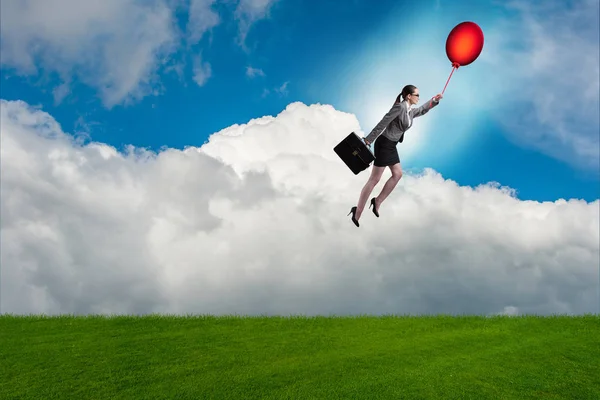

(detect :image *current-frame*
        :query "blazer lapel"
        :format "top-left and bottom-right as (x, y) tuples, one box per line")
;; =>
(398, 101), (412, 131)
(397, 101), (412, 143)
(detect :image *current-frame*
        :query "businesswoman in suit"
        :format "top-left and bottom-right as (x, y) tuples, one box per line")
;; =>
(348, 85), (443, 227)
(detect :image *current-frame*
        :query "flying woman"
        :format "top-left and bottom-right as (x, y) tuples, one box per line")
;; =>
(348, 85), (443, 227)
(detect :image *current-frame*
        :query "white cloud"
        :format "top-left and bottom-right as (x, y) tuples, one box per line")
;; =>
(275, 81), (289, 96)
(187, 0), (220, 46)
(0, 0), (180, 108)
(260, 81), (289, 99)
(192, 54), (212, 87)
(246, 66), (266, 78)
(1, 99), (598, 316)
(483, 0), (600, 172)
(234, 0), (279, 51)
(494, 306), (520, 317)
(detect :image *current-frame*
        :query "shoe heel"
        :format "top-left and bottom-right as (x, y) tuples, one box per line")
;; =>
(370, 198), (379, 217)
(348, 206), (359, 227)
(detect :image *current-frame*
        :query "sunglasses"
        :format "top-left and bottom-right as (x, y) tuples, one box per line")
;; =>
(410, 93), (420, 97)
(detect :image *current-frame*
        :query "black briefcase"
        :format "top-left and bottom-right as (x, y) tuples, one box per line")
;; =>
(333, 132), (375, 175)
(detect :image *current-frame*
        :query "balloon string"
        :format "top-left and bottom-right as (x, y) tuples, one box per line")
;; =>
(441, 64), (458, 95)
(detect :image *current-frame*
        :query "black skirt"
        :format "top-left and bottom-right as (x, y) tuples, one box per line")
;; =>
(373, 134), (400, 167)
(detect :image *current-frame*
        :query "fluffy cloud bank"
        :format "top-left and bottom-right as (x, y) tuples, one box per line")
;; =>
(1, 99), (598, 316)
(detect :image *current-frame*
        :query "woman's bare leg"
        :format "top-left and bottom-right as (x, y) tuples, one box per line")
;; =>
(374, 163), (403, 209)
(355, 165), (385, 220)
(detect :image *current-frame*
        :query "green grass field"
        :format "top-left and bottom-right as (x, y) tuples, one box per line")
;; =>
(1, 314), (599, 399)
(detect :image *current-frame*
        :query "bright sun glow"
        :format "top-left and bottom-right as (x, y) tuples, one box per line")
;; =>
(344, 10), (490, 169)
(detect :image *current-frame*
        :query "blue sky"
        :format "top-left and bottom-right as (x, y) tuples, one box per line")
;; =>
(1, 0), (599, 202)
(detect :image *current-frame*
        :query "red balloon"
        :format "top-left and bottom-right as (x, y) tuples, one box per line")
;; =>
(445, 21), (484, 67)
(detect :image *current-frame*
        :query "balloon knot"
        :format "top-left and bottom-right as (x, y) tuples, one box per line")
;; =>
(452, 62), (460, 69)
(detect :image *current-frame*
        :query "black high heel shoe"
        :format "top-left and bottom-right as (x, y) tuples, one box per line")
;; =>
(369, 198), (379, 217)
(348, 206), (359, 227)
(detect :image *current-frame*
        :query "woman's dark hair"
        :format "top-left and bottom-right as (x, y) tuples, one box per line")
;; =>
(395, 85), (417, 104)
